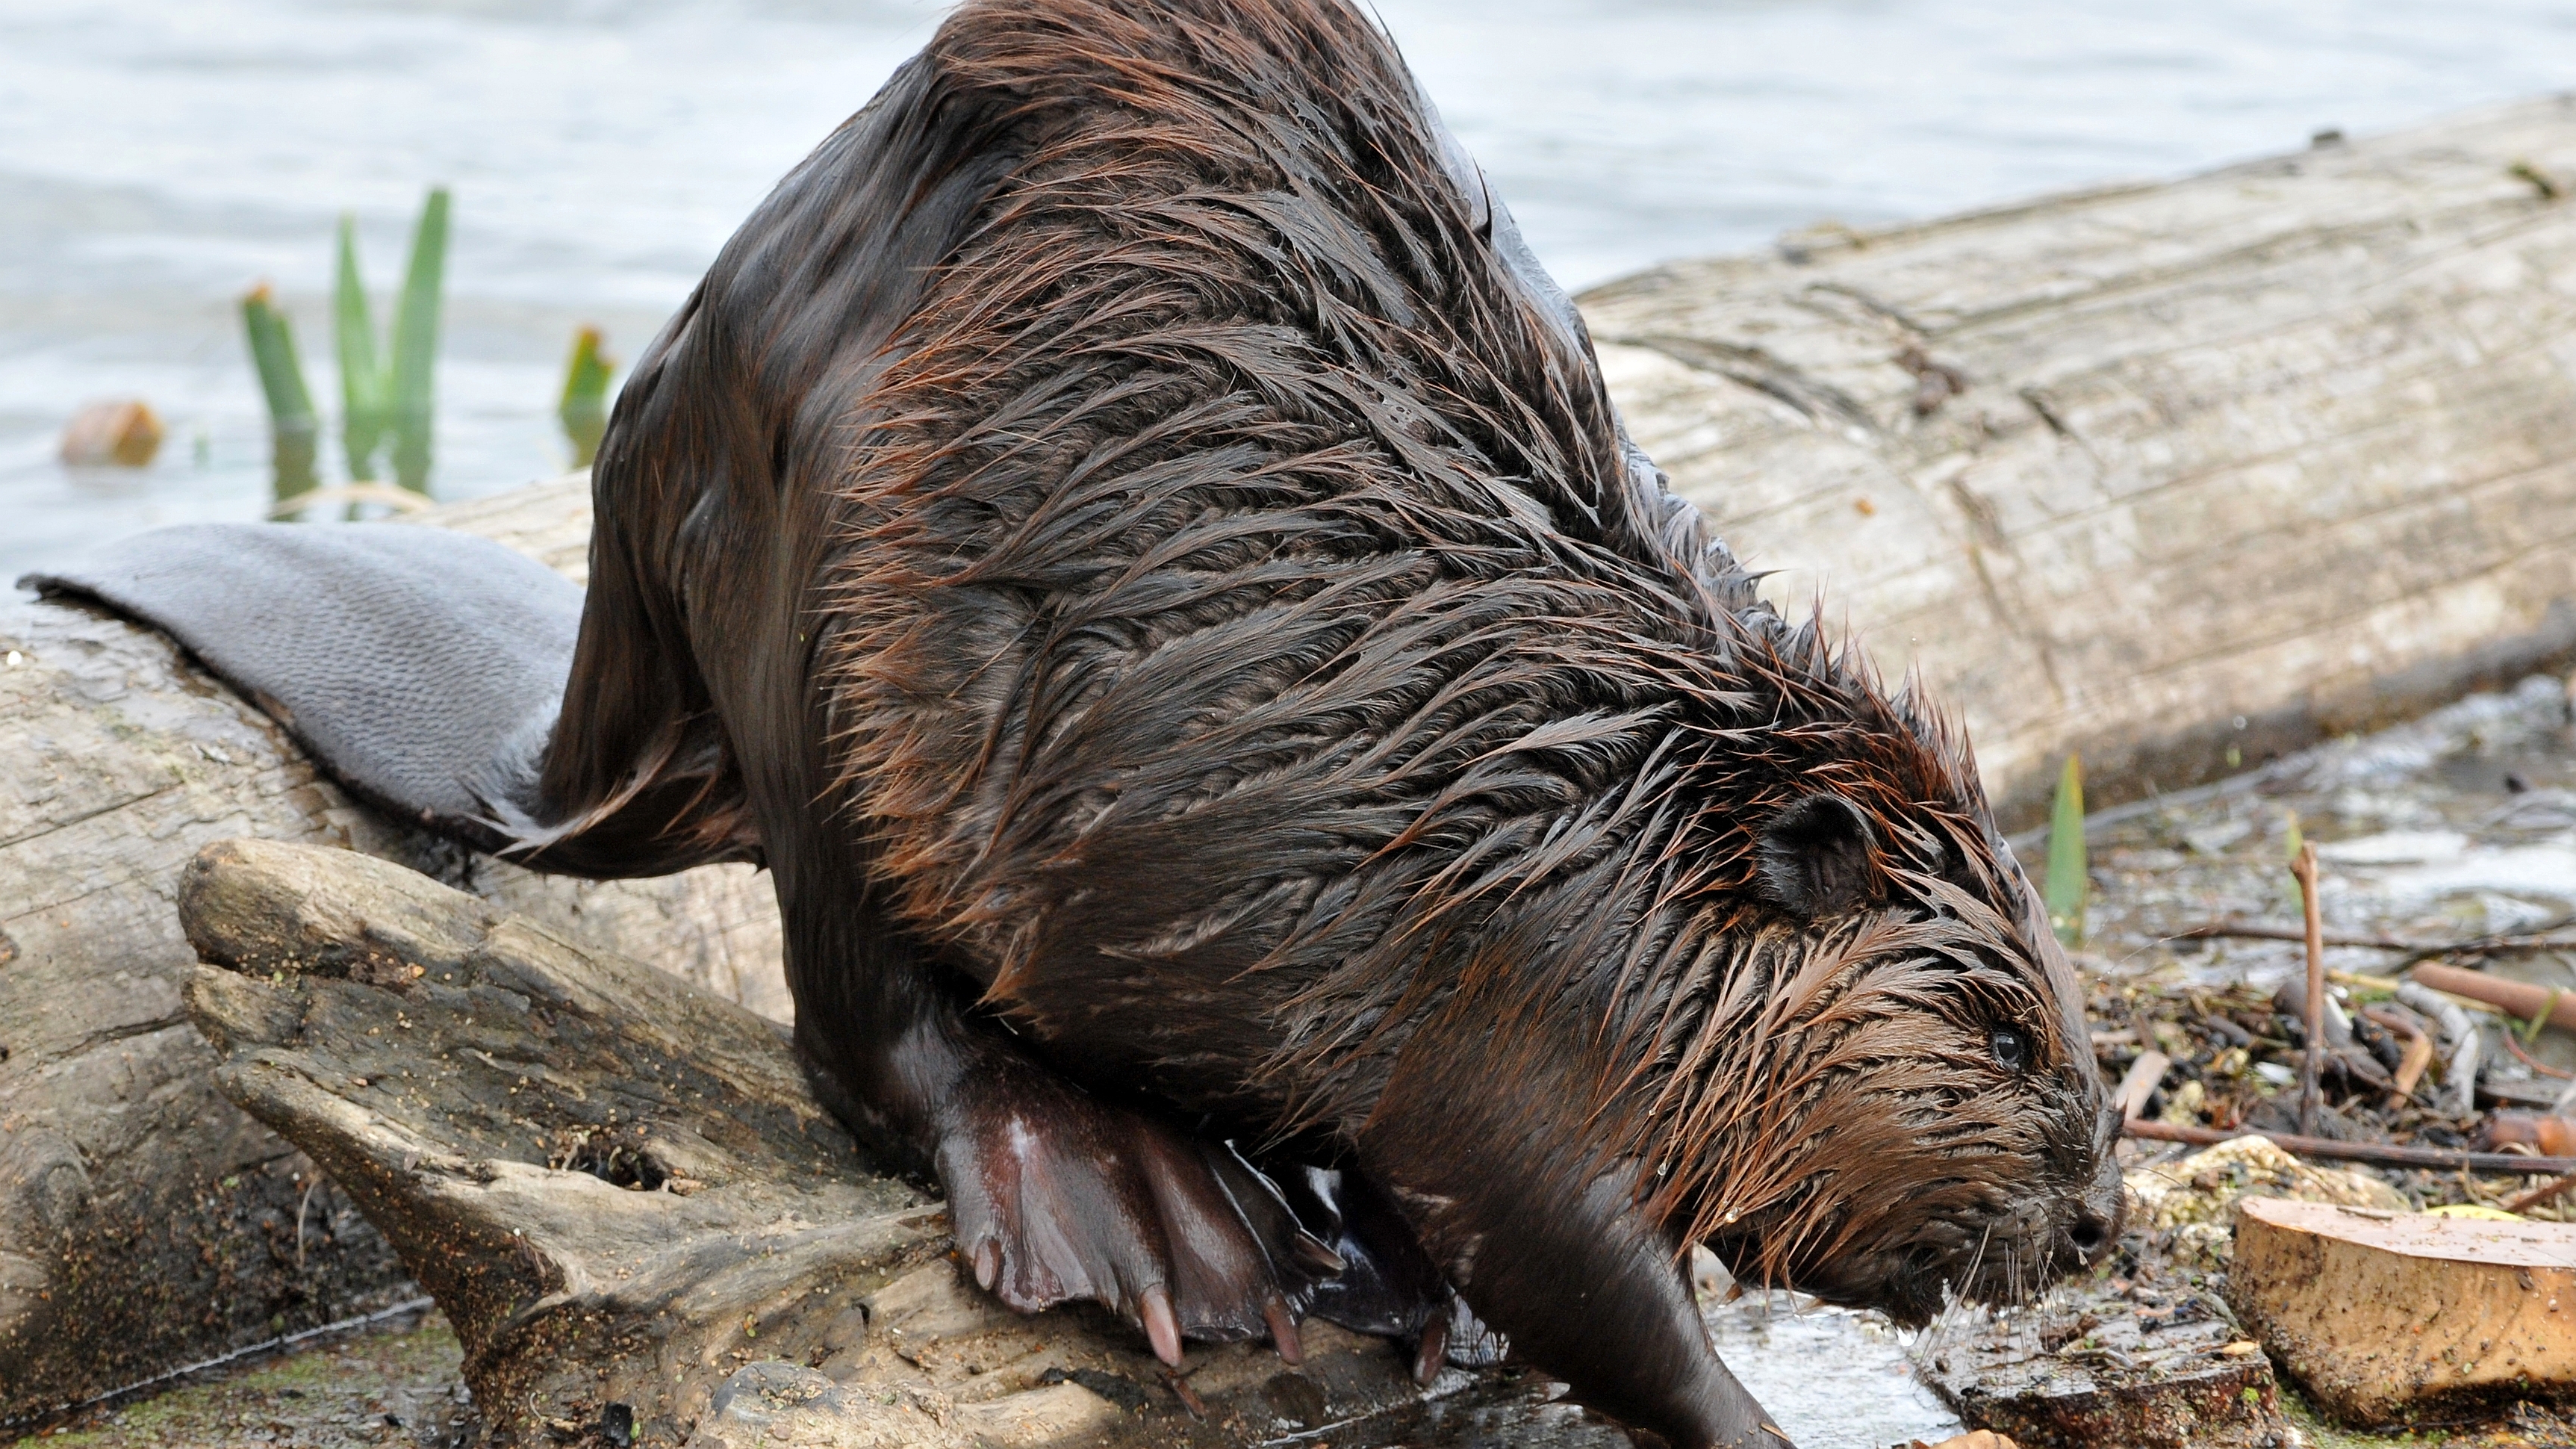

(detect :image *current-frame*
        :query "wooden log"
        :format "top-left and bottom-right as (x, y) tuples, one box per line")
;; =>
(0, 485), (786, 1425)
(175, 837), (1469, 1448)
(2228, 1197), (2576, 1423)
(1909, 1275), (2283, 1449)
(1579, 96), (2576, 823)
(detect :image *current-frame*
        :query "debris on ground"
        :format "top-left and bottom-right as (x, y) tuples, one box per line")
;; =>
(2126, 1135), (2409, 1270)
(1903, 1134), (2402, 1449)
(1922, 672), (2576, 1445)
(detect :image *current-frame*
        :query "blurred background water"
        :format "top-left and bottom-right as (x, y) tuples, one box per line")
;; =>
(4, 0), (2574, 580)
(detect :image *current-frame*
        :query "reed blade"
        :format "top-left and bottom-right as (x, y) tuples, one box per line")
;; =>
(333, 214), (388, 482)
(556, 326), (615, 468)
(240, 284), (320, 511)
(2043, 753), (2088, 947)
(388, 186), (449, 494)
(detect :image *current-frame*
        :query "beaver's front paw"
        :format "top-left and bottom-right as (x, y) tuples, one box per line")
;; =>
(933, 1078), (1342, 1365)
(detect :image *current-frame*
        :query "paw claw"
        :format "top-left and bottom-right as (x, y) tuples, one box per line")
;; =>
(1141, 1283), (1183, 1367)
(1263, 1294), (1303, 1365)
(1290, 1228), (1347, 1277)
(971, 1238), (1001, 1292)
(1412, 1307), (1449, 1386)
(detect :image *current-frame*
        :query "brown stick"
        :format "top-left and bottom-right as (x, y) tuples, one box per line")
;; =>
(2292, 843), (2324, 1138)
(2504, 1171), (2576, 1214)
(2503, 1029), (2576, 1082)
(2410, 963), (2576, 1036)
(2121, 1118), (2576, 1176)
(2360, 1006), (2435, 1103)
(2173, 921), (2417, 952)
(2172, 921), (2576, 959)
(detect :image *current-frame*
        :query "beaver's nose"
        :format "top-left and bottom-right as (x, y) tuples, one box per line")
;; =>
(2067, 1207), (2114, 1263)
(2065, 1147), (2127, 1266)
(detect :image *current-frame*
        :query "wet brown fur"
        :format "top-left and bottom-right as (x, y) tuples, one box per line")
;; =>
(797, 0), (2107, 1314)
(536, 0), (2118, 1439)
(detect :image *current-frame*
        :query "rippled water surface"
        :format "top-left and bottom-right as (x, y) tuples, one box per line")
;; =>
(6, 0), (2575, 578)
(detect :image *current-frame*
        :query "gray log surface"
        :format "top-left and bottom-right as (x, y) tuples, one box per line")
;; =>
(177, 838), (1519, 1449)
(0, 487), (786, 1424)
(1584, 95), (2576, 822)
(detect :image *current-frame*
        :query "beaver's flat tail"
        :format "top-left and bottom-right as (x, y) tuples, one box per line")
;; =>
(18, 523), (754, 878)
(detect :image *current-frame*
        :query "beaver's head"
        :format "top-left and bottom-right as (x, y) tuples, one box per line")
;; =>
(1605, 625), (2124, 1327)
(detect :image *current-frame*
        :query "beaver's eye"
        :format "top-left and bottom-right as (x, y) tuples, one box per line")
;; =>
(1989, 1028), (2026, 1073)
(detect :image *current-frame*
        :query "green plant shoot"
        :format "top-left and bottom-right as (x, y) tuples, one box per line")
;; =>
(558, 326), (615, 469)
(240, 283), (320, 508)
(333, 215), (389, 482)
(388, 186), (449, 494)
(2044, 752), (2088, 947)
(327, 187), (449, 496)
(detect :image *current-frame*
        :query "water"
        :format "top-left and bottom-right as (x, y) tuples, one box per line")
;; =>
(6, 0), (2575, 582)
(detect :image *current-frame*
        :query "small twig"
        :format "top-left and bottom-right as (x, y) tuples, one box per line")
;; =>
(2396, 981), (2483, 1118)
(2501, 1028), (2576, 1082)
(2360, 1006), (2435, 1103)
(2122, 1118), (2576, 1176)
(2292, 844), (2324, 1139)
(2505, 1170), (2576, 1214)
(2335, 968), (2502, 1017)
(2171, 919), (2576, 961)
(294, 1178), (320, 1270)
(2172, 921), (2415, 951)
(2412, 963), (2576, 1036)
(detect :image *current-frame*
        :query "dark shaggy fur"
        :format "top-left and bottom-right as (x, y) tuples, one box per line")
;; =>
(525, 1), (2123, 1442)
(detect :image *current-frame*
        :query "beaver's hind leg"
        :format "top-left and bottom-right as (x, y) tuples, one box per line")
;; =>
(767, 860), (1347, 1362)
(928, 1037), (1338, 1361)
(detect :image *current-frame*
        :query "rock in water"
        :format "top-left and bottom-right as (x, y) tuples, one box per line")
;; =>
(57, 399), (163, 468)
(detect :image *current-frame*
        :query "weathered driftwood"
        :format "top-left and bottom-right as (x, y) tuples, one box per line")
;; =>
(0, 489), (785, 1425)
(176, 837), (1544, 1449)
(1581, 96), (2576, 823)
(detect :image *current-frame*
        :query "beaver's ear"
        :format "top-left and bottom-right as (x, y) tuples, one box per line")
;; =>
(1755, 792), (1886, 917)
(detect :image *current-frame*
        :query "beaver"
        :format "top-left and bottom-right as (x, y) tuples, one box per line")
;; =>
(26, 1), (2123, 1443)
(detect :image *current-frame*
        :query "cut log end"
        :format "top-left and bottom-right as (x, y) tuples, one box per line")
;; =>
(2227, 1197), (2576, 1425)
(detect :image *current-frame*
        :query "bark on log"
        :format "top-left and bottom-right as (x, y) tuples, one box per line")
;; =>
(1580, 96), (2576, 822)
(0, 488), (786, 1425)
(175, 837), (1482, 1448)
